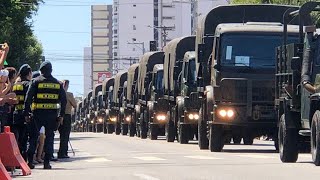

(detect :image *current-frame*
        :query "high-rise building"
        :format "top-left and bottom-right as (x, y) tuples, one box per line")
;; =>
(83, 47), (92, 96)
(112, 0), (228, 73)
(91, 5), (113, 86)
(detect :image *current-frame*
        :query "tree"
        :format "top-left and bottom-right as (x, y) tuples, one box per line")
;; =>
(0, 0), (43, 70)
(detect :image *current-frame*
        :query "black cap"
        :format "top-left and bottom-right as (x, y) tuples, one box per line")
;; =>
(39, 61), (52, 71)
(18, 64), (31, 77)
(32, 71), (40, 78)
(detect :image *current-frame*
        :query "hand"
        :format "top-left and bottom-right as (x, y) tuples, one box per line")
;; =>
(57, 116), (63, 126)
(1, 43), (9, 52)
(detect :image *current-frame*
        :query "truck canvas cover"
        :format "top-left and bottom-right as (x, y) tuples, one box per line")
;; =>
(93, 83), (102, 100)
(196, 4), (300, 64)
(138, 52), (164, 96)
(126, 64), (139, 101)
(163, 36), (196, 95)
(113, 71), (128, 104)
(102, 78), (114, 96)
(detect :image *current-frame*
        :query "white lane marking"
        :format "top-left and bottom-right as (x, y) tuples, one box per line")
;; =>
(85, 157), (111, 162)
(184, 155), (222, 160)
(237, 154), (275, 159)
(133, 173), (160, 180)
(133, 156), (166, 161)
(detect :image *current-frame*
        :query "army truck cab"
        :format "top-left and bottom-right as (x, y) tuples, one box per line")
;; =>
(93, 83), (104, 133)
(136, 52), (164, 139)
(112, 71), (128, 135)
(82, 97), (88, 132)
(87, 91), (95, 132)
(162, 36), (196, 143)
(275, 2), (320, 165)
(76, 101), (83, 132)
(125, 64), (139, 137)
(196, 5), (300, 152)
(103, 78), (115, 134)
(147, 64), (166, 140)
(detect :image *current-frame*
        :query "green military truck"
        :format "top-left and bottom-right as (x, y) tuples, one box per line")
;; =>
(124, 64), (140, 137)
(136, 52), (164, 139)
(162, 36), (196, 143)
(112, 72), (128, 135)
(146, 64), (166, 140)
(176, 51), (201, 144)
(275, 2), (320, 165)
(103, 78), (116, 134)
(102, 78), (114, 134)
(93, 83), (104, 133)
(195, 5), (301, 151)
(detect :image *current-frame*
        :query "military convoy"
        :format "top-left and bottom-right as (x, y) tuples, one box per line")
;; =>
(73, 2), (320, 166)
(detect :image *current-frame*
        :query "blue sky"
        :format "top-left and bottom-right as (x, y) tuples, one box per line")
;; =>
(32, 0), (112, 97)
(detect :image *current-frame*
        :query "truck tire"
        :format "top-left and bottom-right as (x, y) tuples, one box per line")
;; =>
(209, 124), (224, 152)
(311, 110), (320, 166)
(178, 124), (189, 144)
(140, 112), (148, 139)
(107, 124), (114, 134)
(128, 123), (136, 137)
(149, 124), (158, 140)
(166, 120), (175, 142)
(279, 114), (298, 163)
(121, 124), (128, 135)
(115, 123), (121, 135)
(198, 108), (208, 149)
(103, 123), (107, 134)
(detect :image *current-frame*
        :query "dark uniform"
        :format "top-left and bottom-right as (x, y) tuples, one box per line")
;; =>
(24, 61), (67, 169)
(12, 64), (32, 159)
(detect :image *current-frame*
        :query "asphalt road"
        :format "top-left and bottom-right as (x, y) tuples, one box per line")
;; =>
(13, 132), (320, 180)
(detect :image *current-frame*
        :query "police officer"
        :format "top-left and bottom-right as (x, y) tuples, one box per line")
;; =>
(24, 61), (67, 169)
(12, 64), (32, 160)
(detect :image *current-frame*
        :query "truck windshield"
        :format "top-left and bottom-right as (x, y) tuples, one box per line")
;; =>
(220, 34), (298, 68)
(155, 71), (163, 92)
(188, 59), (197, 84)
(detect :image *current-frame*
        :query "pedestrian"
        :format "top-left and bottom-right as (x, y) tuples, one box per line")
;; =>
(58, 80), (77, 158)
(24, 61), (67, 169)
(11, 64), (32, 160)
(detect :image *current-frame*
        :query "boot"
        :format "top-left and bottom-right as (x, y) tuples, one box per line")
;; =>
(27, 163), (35, 169)
(27, 155), (35, 169)
(43, 161), (52, 169)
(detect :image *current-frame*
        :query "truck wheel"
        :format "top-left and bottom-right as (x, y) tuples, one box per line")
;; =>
(121, 124), (128, 135)
(209, 124), (224, 152)
(166, 120), (175, 142)
(103, 124), (107, 134)
(136, 122), (141, 137)
(115, 122), (121, 135)
(107, 124), (114, 134)
(198, 108), (209, 149)
(149, 124), (158, 140)
(311, 110), (320, 166)
(128, 122), (136, 137)
(279, 114), (298, 163)
(178, 124), (189, 144)
(140, 122), (147, 139)
(232, 136), (241, 144)
(243, 136), (254, 145)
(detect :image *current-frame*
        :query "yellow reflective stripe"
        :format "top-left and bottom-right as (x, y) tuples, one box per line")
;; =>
(15, 104), (24, 110)
(13, 85), (23, 91)
(38, 83), (60, 89)
(34, 103), (58, 109)
(16, 95), (25, 101)
(31, 103), (36, 110)
(37, 93), (59, 100)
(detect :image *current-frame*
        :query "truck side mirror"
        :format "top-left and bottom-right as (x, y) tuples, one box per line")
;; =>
(198, 44), (205, 63)
(291, 57), (301, 71)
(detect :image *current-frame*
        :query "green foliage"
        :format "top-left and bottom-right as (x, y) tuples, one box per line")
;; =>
(0, 0), (43, 70)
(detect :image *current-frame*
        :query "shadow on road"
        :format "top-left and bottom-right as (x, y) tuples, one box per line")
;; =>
(222, 149), (277, 153)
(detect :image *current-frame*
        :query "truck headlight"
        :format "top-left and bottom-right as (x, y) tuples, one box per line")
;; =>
(110, 117), (117, 122)
(218, 108), (235, 119)
(194, 114), (199, 120)
(90, 120), (94, 124)
(125, 116), (131, 122)
(188, 114), (194, 120)
(156, 115), (166, 121)
(227, 110), (234, 118)
(98, 118), (103, 123)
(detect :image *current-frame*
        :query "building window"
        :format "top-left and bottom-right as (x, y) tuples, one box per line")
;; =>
(114, 41), (118, 45)
(133, 25), (136, 30)
(133, 4), (136, 7)
(114, 30), (118, 34)
(114, 52), (118, 56)
(163, 16), (174, 20)
(133, 16), (136, 19)
(163, 4), (174, 8)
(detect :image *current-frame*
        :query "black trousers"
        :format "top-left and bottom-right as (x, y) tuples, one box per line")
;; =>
(58, 114), (71, 156)
(12, 124), (27, 153)
(27, 111), (57, 163)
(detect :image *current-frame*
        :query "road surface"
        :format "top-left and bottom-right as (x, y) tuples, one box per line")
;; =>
(14, 132), (320, 180)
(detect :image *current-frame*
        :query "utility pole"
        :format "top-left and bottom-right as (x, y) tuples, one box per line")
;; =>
(173, 0), (198, 35)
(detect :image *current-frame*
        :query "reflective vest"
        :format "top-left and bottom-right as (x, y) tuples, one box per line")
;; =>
(33, 82), (61, 110)
(12, 83), (25, 111)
